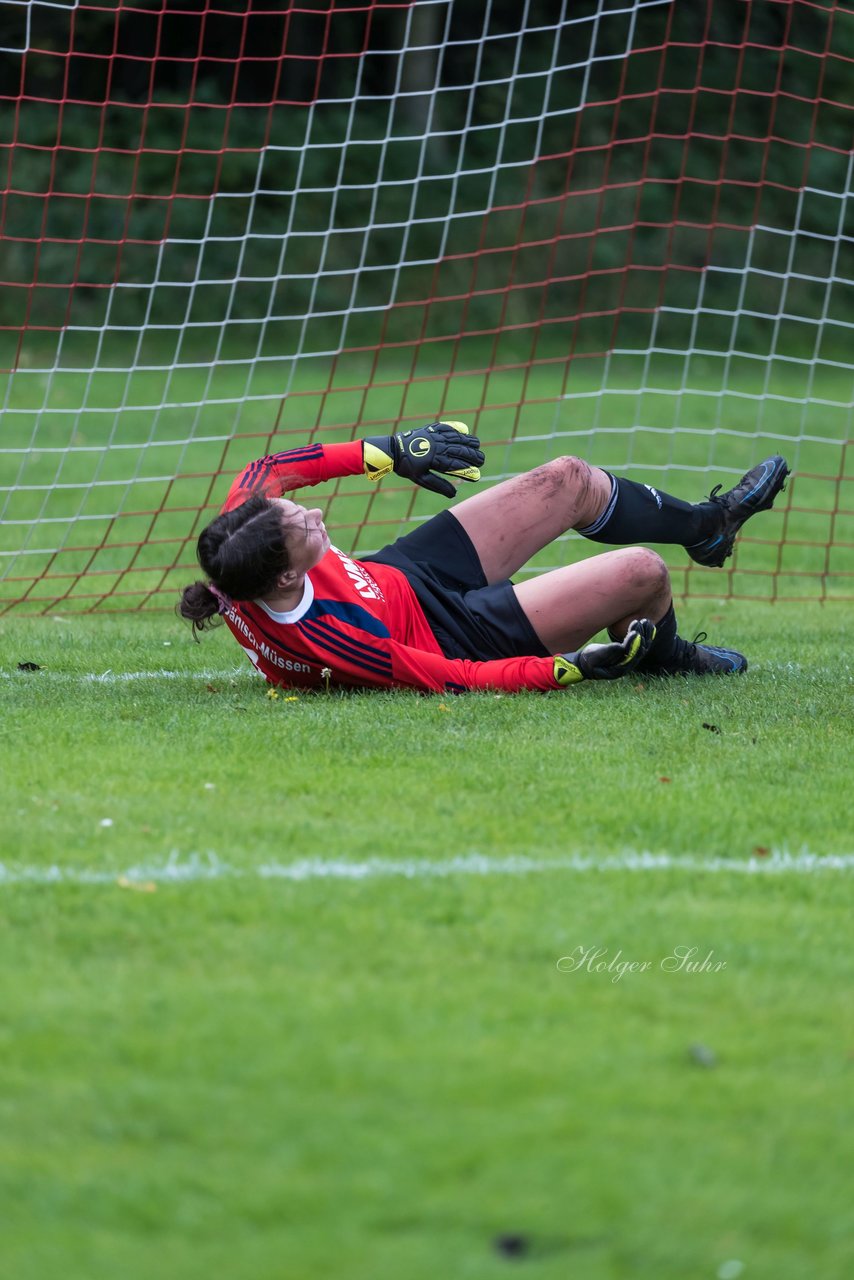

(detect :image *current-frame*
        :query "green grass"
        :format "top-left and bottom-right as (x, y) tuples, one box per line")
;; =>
(1, 604), (852, 1279)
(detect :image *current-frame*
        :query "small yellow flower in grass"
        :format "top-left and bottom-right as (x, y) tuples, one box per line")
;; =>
(284, 696), (299, 702)
(267, 687), (280, 701)
(438, 702), (450, 712)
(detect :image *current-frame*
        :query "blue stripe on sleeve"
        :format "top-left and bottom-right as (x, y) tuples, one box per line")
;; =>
(300, 618), (393, 679)
(239, 459), (264, 490)
(239, 445), (325, 491)
(269, 446), (324, 463)
(248, 613), (321, 666)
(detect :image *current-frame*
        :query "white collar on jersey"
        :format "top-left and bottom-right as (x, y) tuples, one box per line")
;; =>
(255, 575), (315, 625)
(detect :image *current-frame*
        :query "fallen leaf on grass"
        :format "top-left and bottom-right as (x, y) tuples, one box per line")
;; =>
(702, 722), (721, 734)
(17, 661), (43, 672)
(753, 845), (770, 857)
(659, 776), (672, 784)
(117, 877), (157, 893)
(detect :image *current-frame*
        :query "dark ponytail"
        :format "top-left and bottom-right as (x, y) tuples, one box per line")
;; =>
(178, 581), (225, 637)
(178, 495), (289, 637)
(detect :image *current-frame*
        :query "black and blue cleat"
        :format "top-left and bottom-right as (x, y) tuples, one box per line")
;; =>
(687, 455), (790, 568)
(654, 633), (748, 676)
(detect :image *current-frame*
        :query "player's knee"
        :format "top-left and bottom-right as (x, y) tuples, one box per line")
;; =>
(550, 454), (593, 490)
(550, 454), (612, 525)
(625, 546), (670, 595)
(538, 455), (599, 510)
(525, 456), (594, 499)
(519, 455), (607, 527)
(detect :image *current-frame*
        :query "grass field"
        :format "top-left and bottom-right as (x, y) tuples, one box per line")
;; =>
(2, 603), (852, 1280)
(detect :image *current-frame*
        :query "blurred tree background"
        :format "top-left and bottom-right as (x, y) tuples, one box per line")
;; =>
(0, 0), (851, 358)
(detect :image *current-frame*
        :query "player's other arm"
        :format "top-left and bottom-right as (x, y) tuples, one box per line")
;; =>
(222, 423), (484, 512)
(366, 616), (655, 691)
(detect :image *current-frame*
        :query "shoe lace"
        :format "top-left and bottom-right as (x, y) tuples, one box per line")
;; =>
(706, 484), (724, 505)
(683, 631), (708, 661)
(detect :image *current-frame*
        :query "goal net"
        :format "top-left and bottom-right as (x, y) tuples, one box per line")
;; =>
(1, 0), (851, 614)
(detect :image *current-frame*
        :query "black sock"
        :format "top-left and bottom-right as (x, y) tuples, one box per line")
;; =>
(640, 602), (679, 669)
(609, 602), (678, 669)
(579, 474), (720, 547)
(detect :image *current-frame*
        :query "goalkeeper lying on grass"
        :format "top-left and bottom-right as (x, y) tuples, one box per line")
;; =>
(179, 423), (788, 693)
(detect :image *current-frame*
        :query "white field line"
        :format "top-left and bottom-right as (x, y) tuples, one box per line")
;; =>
(0, 850), (852, 888)
(1, 668), (252, 683)
(2, 663), (846, 687)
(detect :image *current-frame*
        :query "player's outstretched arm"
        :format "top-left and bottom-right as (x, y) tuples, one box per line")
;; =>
(223, 424), (483, 511)
(553, 619), (656, 685)
(363, 421), (484, 498)
(223, 440), (368, 510)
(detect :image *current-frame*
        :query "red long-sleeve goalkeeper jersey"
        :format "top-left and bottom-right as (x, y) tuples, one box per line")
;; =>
(219, 441), (560, 693)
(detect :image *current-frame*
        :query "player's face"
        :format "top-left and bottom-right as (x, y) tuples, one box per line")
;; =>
(273, 498), (330, 576)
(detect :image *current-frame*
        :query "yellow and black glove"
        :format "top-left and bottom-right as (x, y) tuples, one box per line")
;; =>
(363, 421), (484, 498)
(553, 619), (656, 686)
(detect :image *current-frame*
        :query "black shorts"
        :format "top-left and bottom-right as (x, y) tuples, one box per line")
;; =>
(363, 510), (550, 662)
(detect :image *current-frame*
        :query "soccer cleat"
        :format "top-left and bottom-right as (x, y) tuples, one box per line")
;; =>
(651, 632), (747, 676)
(686, 455), (790, 568)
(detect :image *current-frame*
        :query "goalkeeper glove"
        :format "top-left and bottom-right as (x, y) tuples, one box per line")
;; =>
(553, 618), (656, 686)
(363, 421), (484, 498)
